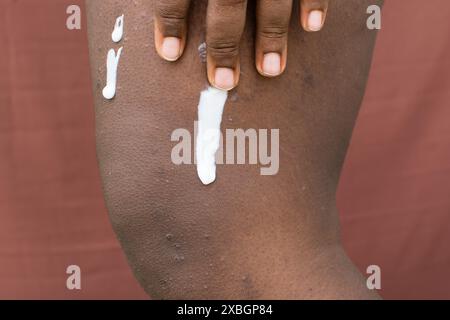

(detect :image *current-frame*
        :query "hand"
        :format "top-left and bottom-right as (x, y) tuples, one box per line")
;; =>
(154, 0), (329, 91)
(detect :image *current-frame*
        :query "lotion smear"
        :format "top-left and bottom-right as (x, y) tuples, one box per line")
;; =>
(102, 47), (123, 100)
(196, 87), (228, 185)
(112, 15), (124, 43)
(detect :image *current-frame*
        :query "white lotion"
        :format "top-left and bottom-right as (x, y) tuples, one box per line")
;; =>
(196, 87), (228, 185)
(112, 15), (124, 43)
(102, 47), (123, 100)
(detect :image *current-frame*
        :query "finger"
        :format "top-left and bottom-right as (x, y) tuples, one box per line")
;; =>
(300, 0), (329, 32)
(256, 0), (293, 77)
(154, 0), (191, 61)
(206, 0), (248, 91)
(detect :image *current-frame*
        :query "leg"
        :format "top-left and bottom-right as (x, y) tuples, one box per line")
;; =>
(86, 0), (382, 299)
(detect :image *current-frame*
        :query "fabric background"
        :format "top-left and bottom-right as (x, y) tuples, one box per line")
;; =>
(0, 0), (449, 299)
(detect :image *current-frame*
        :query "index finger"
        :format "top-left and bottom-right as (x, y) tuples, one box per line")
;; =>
(154, 0), (191, 61)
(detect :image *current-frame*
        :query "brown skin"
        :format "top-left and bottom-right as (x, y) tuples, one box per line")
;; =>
(86, 0), (382, 299)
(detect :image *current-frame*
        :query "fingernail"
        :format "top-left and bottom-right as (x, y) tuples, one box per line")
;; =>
(161, 37), (181, 61)
(308, 10), (324, 31)
(214, 68), (235, 90)
(262, 53), (282, 76)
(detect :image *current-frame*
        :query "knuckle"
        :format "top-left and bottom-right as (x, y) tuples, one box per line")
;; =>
(207, 39), (240, 58)
(259, 26), (288, 39)
(215, 0), (247, 8)
(156, 4), (187, 24)
(302, 0), (328, 9)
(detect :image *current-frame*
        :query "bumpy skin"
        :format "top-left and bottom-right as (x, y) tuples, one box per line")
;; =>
(86, 0), (383, 299)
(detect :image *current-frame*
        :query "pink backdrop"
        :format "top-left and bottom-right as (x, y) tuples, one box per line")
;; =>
(0, 0), (449, 299)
